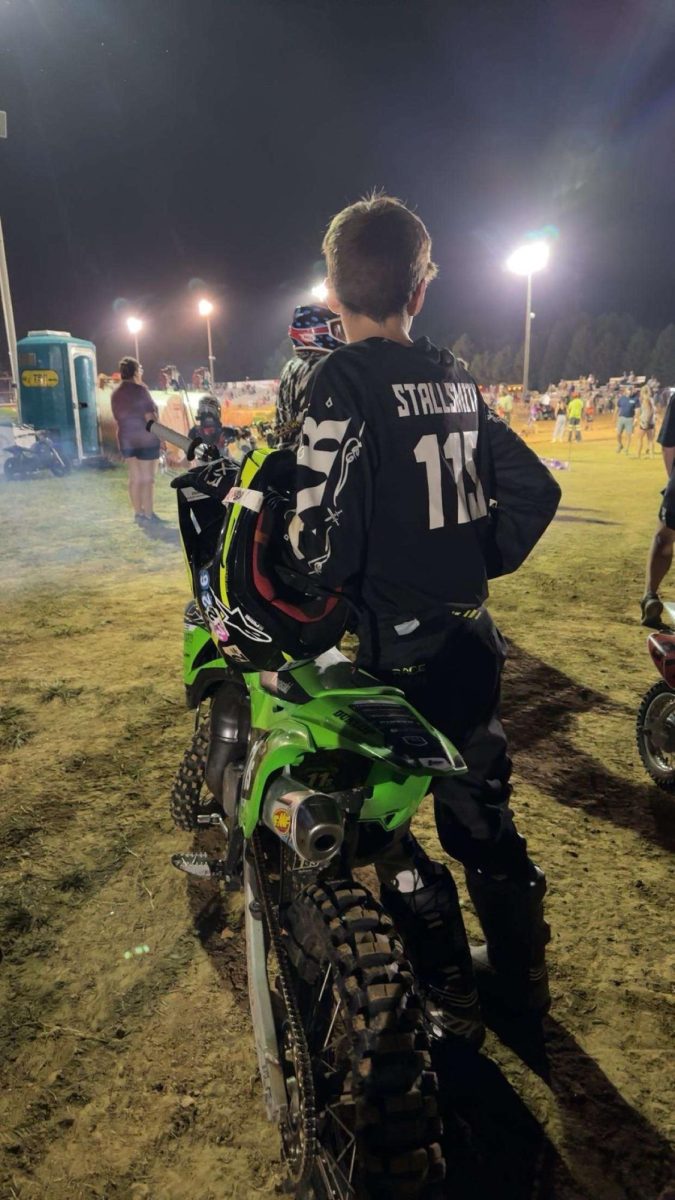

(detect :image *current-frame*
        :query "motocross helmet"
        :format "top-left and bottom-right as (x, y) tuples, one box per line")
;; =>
(289, 305), (345, 356)
(201, 448), (350, 671)
(196, 394), (221, 421)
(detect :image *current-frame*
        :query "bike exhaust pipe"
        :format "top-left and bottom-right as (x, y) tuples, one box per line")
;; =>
(262, 777), (344, 863)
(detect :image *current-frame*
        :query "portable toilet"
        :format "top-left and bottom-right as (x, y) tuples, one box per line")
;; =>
(17, 331), (100, 461)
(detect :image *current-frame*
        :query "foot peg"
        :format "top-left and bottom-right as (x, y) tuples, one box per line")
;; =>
(171, 852), (232, 882)
(196, 811), (229, 836)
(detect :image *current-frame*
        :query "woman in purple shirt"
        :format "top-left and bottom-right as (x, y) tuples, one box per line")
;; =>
(111, 357), (161, 524)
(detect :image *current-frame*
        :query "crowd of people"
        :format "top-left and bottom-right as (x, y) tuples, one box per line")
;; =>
(478, 373), (670, 457)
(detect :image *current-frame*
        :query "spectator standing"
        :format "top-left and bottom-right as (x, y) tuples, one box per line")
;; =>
(567, 392), (583, 442)
(636, 385), (656, 459)
(551, 395), (567, 443)
(111, 355), (163, 525)
(498, 387), (513, 427)
(616, 388), (641, 454)
(525, 396), (539, 431)
(111, 357), (161, 524)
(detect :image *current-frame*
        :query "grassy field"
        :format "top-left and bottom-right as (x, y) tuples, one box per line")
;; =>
(0, 414), (673, 1200)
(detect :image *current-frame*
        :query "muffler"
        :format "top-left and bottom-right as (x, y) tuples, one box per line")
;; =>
(262, 776), (344, 863)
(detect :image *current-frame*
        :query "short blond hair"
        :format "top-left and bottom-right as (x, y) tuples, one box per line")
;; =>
(322, 193), (437, 322)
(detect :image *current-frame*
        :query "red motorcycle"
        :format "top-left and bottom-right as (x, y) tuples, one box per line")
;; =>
(636, 604), (675, 790)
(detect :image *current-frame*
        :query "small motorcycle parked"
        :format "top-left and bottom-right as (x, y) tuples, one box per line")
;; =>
(150, 418), (455, 1199)
(3, 430), (70, 479)
(636, 601), (675, 790)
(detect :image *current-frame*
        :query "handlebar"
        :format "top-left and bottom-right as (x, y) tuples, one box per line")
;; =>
(146, 419), (193, 454)
(146, 418), (244, 467)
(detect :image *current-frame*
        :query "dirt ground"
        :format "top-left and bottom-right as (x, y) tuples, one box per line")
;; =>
(0, 412), (673, 1200)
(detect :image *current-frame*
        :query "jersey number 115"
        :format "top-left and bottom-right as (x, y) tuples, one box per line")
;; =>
(414, 430), (487, 529)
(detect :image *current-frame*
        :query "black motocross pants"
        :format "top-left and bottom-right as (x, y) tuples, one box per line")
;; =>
(362, 610), (533, 881)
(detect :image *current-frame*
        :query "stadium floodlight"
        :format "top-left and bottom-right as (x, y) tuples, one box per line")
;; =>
(311, 281), (328, 303)
(506, 240), (551, 394)
(506, 240), (550, 277)
(126, 316), (143, 360)
(198, 299), (216, 386)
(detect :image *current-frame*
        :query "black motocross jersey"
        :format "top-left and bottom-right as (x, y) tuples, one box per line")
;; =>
(286, 336), (560, 646)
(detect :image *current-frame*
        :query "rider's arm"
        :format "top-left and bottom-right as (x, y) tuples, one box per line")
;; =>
(285, 354), (371, 590)
(482, 407), (561, 578)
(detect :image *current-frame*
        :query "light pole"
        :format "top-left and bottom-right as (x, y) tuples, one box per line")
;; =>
(126, 316), (143, 362)
(0, 109), (19, 410)
(198, 298), (215, 388)
(506, 240), (550, 397)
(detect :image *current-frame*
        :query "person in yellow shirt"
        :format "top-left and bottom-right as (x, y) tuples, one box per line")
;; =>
(567, 393), (583, 442)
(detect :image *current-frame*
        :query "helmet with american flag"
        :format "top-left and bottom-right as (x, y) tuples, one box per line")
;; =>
(289, 305), (345, 355)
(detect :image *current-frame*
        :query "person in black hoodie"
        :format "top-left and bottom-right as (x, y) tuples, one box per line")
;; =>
(283, 194), (561, 1042)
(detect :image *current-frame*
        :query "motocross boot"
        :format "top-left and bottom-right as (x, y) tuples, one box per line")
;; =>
(465, 865), (551, 1015)
(378, 839), (484, 1047)
(641, 591), (663, 629)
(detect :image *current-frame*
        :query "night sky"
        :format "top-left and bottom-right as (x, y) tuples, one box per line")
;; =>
(1, 0), (674, 381)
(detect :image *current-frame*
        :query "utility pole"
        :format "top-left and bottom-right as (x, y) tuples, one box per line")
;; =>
(0, 111), (19, 412)
(522, 270), (533, 397)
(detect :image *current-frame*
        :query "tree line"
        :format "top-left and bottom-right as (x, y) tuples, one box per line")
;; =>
(450, 315), (675, 391)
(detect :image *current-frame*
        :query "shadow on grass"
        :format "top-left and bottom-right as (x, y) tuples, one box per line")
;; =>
(503, 644), (675, 854)
(434, 1009), (674, 1200)
(138, 521), (180, 546)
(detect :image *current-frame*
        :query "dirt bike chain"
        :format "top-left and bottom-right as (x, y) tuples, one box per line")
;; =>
(250, 829), (318, 1190)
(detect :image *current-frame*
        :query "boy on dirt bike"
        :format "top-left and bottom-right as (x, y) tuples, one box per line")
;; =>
(279, 194), (561, 1039)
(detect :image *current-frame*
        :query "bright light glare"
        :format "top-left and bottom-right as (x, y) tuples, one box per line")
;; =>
(311, 282), (328, 303)
(506, 241), (550, 276)
(198, 298), (214, 317)
(126, 316), (142, 334)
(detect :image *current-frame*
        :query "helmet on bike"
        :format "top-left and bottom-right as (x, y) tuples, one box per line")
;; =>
(193, 448), (351, 671)
(289, 305), (345, 356)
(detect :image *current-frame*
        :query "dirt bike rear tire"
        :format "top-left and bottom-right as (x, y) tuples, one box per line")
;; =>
(284, 880), (445, 1200)
(636, 680), (675, 791)
(170, 720), (211, 829)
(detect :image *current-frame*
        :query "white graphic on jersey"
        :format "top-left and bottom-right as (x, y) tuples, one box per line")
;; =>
(290, 419), (365, 572)
(307, 421), (364, 571)
(295, 415), (351, 515)
(334, 425), (363, 502)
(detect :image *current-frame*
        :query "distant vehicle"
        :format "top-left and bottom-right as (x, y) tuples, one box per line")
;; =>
(3, 430), (70, 479)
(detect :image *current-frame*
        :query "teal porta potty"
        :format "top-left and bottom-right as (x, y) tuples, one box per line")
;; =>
(17, 330), (100, 461)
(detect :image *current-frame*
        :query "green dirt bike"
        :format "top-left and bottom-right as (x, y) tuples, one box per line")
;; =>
(151, 420), (468, 1199)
